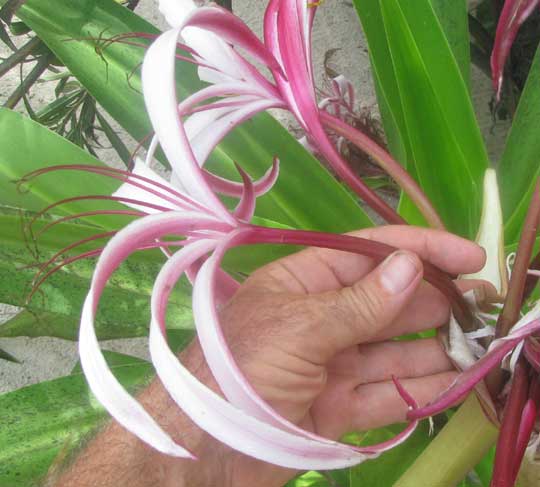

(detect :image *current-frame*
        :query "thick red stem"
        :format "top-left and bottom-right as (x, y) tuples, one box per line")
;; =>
(511, 398), (537, 483)
(496, 181), (540, 339)
(320, 112), (445, 230)
(244, 226), (473, 329)
(490, 359), (530, 487)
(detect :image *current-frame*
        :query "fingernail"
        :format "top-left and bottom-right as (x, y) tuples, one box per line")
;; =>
(380, 251), (420, 294)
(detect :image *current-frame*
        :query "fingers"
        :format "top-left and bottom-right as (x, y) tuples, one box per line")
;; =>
(372, 278), (491, 342)
(310, 371), (457, 439)
(327, 338), (453, 386)
(349, 372), (458, 431)
(250, 225), (485, 295)
(308, 250), (424, 357)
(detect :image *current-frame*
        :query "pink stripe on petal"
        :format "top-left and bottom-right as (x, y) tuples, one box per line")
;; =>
(491, 0), (540, 99)
(183, 6), (282, 74)
(203, 157), (280, 198)
(113, 159), (185, 213)
(189, 99), (283, 167)
(142, 29), (234, 224)
(79, 212), (226, 459)
(408, 319), (540, 420)
(233, 164), (256, 221)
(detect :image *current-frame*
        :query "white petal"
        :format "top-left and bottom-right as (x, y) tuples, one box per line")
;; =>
(113, 158), (184, 213)
(78, 212), (224, 459)
(142, 28), (234, 223)
(463, 169), (508, 296)
(158, 0), (196, 29)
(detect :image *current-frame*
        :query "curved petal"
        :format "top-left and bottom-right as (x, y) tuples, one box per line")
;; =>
(149, 233), (418, 468)
(203, 157), (280, 198)
(408, 318), (540, 420)
(142, 28), (234, 224)
(233, 164), (256, 222)
(189, 99), (281, 167)
(183, 6), (282, 74)
(158, 0), (196, 29)
(79, 212), (228, 458)
(149, 244), (372, 469)
(178, 83), (273, 115)
(491, 0), (540, 99)
(113, 159), (186, 213)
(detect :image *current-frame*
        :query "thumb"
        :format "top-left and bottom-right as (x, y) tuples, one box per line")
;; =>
(309, 250), (423, 358)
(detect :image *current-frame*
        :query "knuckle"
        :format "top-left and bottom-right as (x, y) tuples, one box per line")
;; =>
(341, 284), (384, 339)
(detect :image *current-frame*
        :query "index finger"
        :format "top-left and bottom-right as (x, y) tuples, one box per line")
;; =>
(252, 225), (485, 295)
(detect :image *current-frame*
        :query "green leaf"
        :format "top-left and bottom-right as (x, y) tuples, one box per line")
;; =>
(0, 210), (194, 340)
(0, 351), (153, 487)
(0, 108), (126, 230)
(499, 45), (540, 245)
(347, 422), (433, 486)
(354, 0), (489, 237)
(14, 0), (371, 233)
(285, 471), (330, 487)
(430, 0), (470, 87)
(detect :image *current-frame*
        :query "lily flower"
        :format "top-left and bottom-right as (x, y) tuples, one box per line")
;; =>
(21, 3), (454, 467)
(23, 0), (540, 478)
(148, 0), (445, 229)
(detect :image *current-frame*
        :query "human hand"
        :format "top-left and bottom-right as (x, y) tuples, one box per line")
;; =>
(55, 226), (487, 487)
(169, 225), (487, 486)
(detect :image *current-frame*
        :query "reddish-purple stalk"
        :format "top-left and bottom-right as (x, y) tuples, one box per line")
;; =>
(511, 398), (537, 483)
(320, 112), (445, 230)
(523, 251), (540, 303)
(495, 181), (540, 339)
(490, 359), (530, 487)
(482, 183), (540, 486)
(244, 225), (473, 327)
(524, 339), (540, 372)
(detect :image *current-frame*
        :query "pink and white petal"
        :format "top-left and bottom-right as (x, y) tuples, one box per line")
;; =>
(491, 0), (540, 99)
(113, 158), (184, 214)
(149, 246), (371, 469)
(233, 164), (256, 222)
(185, 257), (240, 307)
(79, 212), (229, 458)
(203, 157), (280, 198)
(183, 6), (281, 74)
(178, 83), (273, 116)
(408, 318), (540, 420)
(142, 28), (234, 223)
(149, 235), (417, 468)
(190, 99), (281, 167)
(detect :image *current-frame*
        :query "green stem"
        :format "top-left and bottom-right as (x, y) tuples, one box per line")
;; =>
(3, 51), (52, 109)
(0, 35), (41, 79)
(394, 395), (498, 487)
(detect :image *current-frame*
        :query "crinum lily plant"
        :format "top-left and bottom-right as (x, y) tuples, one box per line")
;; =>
(17, 0), (540, 485)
